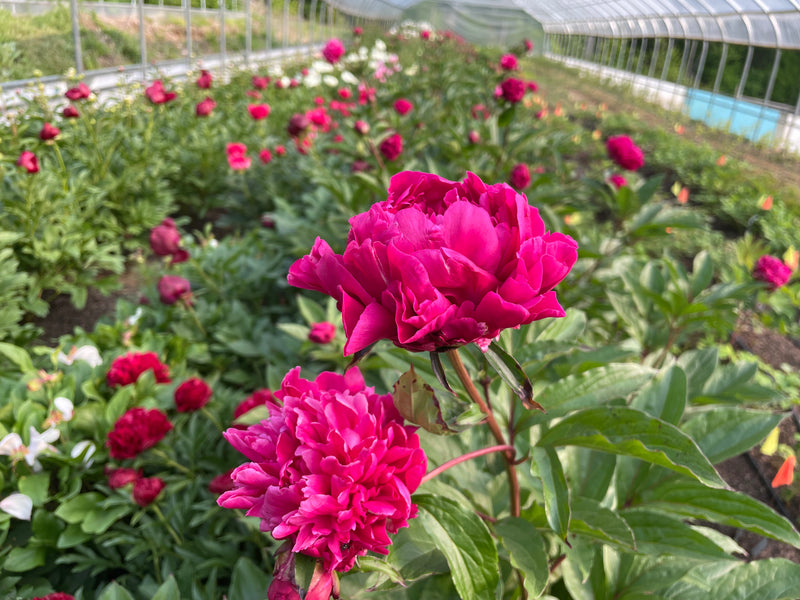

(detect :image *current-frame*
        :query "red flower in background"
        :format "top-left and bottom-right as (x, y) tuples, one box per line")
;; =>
(63, 105), (80, 118)
(753, 255), (793, 290)
(393, 98), (413, 115)
(471, 103), (490, 120)
(420, 30), (431, 40)
(259, 149), (273, 164)
(275, 145), (286, 156)
(379, 133), (403, 161)
(107, 352), (171, 387)
(39, 122), (60, 140)
(524, 39), (534, 51)
(227, 142), (251, 170)
(287, 113), (310, 137)
(149, 218), (181, 256)
(468, 130), (480, 144)
(174, 377), (212, 412)
(107, 407), (173, 459)
(106, 467), (142, 489)
(606, 135), (644, 171)
(248, 103), (271, 120)
(133, 477), (166, 506)
(16, 151), (39, 174)
(65, 82), (91, 100)
(509, 163), (531, 190)
(157, 275), (192, 305)
(34, 594), (75, 600)
(234, 389), (275, 419)
(196, 97), (217, 117)
(608, 174), (628, 189)
(208, 469), (235, 494)
(308, 322), (336, 344)
(196, 69), (213, 89)
(252, 75), (270, 89)
(499, 54), (518, 70)
(353, 26), (363, 36)
(500, 77), (526, 103)
(145, 80), (176, 104)
(354, 120), (370, 136)
(322, 38), (345, 64)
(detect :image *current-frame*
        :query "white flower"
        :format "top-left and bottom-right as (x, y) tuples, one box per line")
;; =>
(374, 39), (387, 52)
(340, 71), (359, 85)
(0, 493), (33, 520)
(268, 63), (284, 77)
(280, 76), (291, 88)
(323, 75), (339, 87)
(70, 440), (96, 466)
(304, 72), (321, 88)
(44, 397), (74, 427)
(58, 345), (102, 368)
(310, 60), (334, 73)
(0, 432), (23, 459)
(126, 306), (144, 327)
(0, 427), (59, 472)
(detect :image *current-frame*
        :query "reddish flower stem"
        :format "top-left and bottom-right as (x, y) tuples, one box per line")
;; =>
(421, 445), (515, 485)
(446, 349), (521, 517)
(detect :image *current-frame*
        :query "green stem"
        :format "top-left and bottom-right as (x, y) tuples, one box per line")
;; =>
(152, 502), (183, 546)
(183, 299), (207, 337)
(201, 406), (223, 432)
(150, 448), (193, 476)
(446, 349), (520, 517)
(51, 142), (69, 191)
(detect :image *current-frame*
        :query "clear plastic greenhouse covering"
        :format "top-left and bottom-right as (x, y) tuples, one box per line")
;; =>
(329, 0), (800, 50)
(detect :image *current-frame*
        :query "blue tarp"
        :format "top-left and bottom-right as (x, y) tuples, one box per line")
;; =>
(685, 89), (780, 142)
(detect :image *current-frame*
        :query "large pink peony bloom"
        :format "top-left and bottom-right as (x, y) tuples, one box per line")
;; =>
(288, 171), (578, 355)
(219, 367), (426, 589)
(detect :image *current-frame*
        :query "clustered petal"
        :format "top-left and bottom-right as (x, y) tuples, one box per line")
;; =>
(288, 171), (578, 355)
(106, 407), (173, 460)
(219, 367), (426, 579)
(106, 351), (171, 387)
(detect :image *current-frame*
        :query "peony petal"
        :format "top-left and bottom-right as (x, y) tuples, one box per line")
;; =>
(0, 493), (33, 520)
(442, 201), (501, 273)
(342, 293), (396, 356)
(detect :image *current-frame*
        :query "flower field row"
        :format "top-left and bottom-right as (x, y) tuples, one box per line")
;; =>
(2, 23), (800, 600)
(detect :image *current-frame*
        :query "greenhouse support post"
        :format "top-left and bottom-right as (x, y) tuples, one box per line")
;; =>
(298, 0), (305, 45)
(139, 0), (146, 78)
(735, 45), (754, 99)
(220, 0), (226, 77)
(184, 0), (192, 67)
(266, 0), (272, 49)
(245, 0), (251, 63)
(647, 38), (660, 78)
(70, 0), (84, 73)
(283, 0), (289, 48)
(692, 40), (709, 90)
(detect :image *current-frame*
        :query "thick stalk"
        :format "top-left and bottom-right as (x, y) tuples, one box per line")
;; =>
(446, 349), (520, 517)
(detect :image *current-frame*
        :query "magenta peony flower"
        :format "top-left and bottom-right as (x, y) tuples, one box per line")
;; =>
(133, 477), (165, 506)
(234, 389), (275, 419)
(145, 80), (176, 104)
(63, 105), (80, 118)
(322, 38), (345, 64)
(196, 96), (217, 117)
(107, 407), (173, 459)
(288, 171), (578, 355)
(174, 377), (212, 412)
(500, 77), (526, 103)
(157, 275), (191, 305)
(287, 113), (310, 137)
(308, 322), (336, 344)
(509, 163), (531, 190)
(499, 54), (518, 70)
(252, 75), (270, 89)
(16, 151), (39, 174)
(379, 133), (403, 161)
(40, 122), (60, 140)
(106, 351), (171, 387)
(248, 103), (271, 120)
(608, 174), (628, 189)
(65, 82), (91, 101)
(259, 149), (273, 164)
(227, 142), (251, 170)
(196, 69), (213, 89)
(149, 218), (181, 256)
(468, 130), (480, 144)
(753, 255), (792, 290)
(219, 367), (426, 597)
(606, 135), (644, 171)
(106, 467), (142, 489)
(34, 593), (75, 600)
(393, 98), (413, 115)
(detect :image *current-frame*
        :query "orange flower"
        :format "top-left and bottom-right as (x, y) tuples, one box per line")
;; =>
(592, 129), (602, 140)
(716, 155), (727, 166)
(677, 187), (690, 204)
(674, 124), (685, 135)
(784, 247), (799, 271)
(759, 195), (773, 210)
(772, 454), (796, 488)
